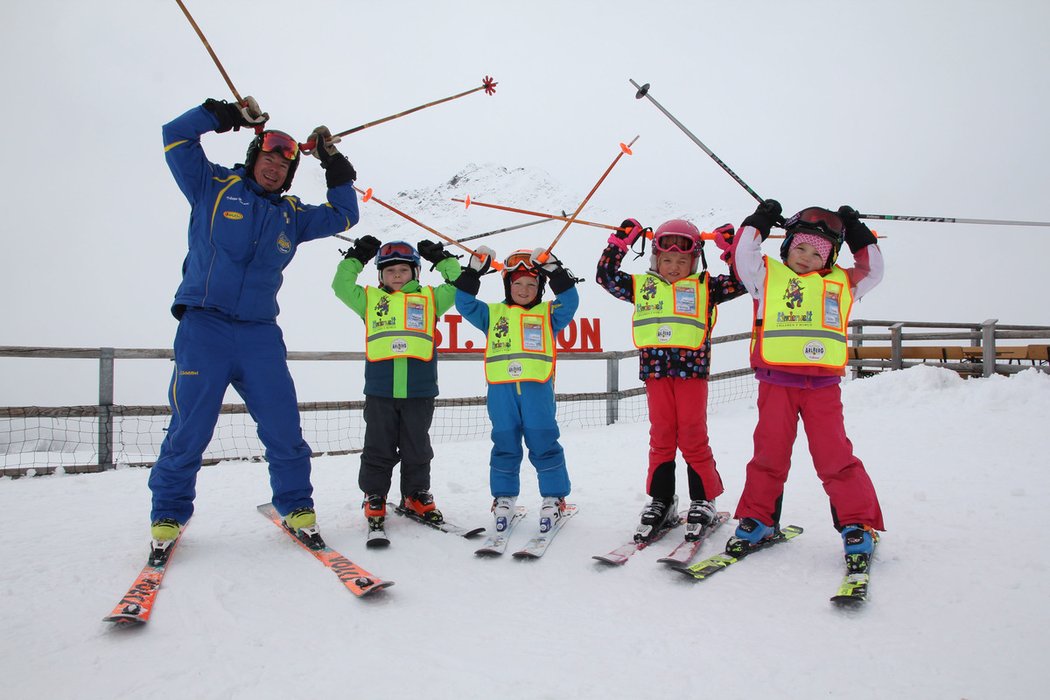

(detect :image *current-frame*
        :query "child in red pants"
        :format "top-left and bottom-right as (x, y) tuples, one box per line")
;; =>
(721, 200), (885, 559)
(597, 218), (745, 542)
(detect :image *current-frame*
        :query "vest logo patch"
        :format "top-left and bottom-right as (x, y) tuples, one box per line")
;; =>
(390, 339), (408, 354)
(657, 325), (673, 343)
(641, 277), (658, 300)
(374, 297), (390, 317)
(277, 233), (292, 254)
(803, 340), (826, 361)
(494, 316), (510, 338)
(783, 278), (804, 308)
(507, 361), (524, 378)
(222, 211), (244, 220)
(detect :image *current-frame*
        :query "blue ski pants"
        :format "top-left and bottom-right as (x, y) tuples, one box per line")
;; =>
(486, 381), (571, 499)
(148, 308), (313, 523)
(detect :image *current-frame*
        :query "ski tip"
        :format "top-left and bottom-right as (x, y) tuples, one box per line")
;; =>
(358, 580), (395, 597)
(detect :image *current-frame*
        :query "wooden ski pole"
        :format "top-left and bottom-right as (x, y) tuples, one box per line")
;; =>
(303, 76), (498, 153)
(454, 197), (620, 231)
(537, 136), (639, 262)
(174, 0), (245, 104)
(354, 186), (503, 269)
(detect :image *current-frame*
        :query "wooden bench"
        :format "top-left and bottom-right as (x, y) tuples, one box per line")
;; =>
(849, 346), (966, 361)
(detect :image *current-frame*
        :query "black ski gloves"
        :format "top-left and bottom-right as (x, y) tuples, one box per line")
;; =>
(532, 249), (579, 295)
(453, 246), (495, 295)
(418, 239), (456, 265)
(742, 199), (783, 240)
(343, 234), (381, 264)
(202, 97), (267, 133)
(838, 205), (878, 253)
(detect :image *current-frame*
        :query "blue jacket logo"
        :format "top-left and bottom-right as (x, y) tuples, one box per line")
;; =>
(277, 233), (292, 254)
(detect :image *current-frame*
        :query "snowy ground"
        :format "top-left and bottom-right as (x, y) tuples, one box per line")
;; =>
(1, 366), (1048, 700)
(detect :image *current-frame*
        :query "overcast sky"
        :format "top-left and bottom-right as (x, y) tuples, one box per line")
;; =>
(2, 0), (1048, 396)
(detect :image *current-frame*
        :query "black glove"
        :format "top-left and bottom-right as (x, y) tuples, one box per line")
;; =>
(343, 234), (381, 264)
(530, 249), (579, 294)
(741, 199), (783, 240)
(417, 239), (455, 265)
(202, 97), (267, 133)
(838, 205), (877, 253)
(453, 266), (482, 296)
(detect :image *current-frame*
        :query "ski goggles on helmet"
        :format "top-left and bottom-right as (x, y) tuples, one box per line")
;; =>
(502, 250), (539, 276)
(652, 232), (700, 255)
(784, 207), (844, 240)
(379, 242), (416, 258)
(259, 131), (300, 161)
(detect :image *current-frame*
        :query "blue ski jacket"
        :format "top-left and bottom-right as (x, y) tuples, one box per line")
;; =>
(162, 105), (359, 322)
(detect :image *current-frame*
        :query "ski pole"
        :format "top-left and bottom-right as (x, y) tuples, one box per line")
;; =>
(537, 136), (639, 262)
(858, 213), (1050, 228)
(174, 0), (247, 107)
(453, 217), (555, 244)
(454, 197), (789, 239)
(303, 76), (498, 153)
(353, 186), (503, 270)
(630, 79), (764, 204)
(454, 197), (621, 231)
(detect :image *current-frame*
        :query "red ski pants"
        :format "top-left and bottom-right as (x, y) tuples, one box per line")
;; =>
(644, 377), (724, 499)
(734, 381), (884, 531)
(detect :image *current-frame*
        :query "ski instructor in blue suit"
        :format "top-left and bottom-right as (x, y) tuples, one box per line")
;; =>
(147, 96), (359, 552)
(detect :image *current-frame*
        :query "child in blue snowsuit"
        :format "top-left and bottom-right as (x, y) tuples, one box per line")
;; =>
(148, 97), (358, 550)
(454, 246), (580, 534)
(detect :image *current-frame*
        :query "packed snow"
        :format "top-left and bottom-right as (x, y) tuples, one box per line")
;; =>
(1, 366), (1047, 699)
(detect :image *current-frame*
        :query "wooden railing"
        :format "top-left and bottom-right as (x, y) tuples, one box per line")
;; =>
(847, 319), (1050, 378)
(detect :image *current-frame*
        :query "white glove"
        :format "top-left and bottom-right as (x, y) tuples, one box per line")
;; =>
(470, 245), (496, 274)
(308, 125), (342, 160)
(237, 96), (269, 125)
(530, 247), (561, 274)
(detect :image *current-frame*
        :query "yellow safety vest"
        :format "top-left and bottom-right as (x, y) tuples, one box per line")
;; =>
(364, 286), (437, 362)
(758, 260), (853, 368)
(631, 273), (712, 350)
(484, 302), (555, 384)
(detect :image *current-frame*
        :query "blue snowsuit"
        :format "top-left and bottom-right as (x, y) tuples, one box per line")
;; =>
(455, 286), (579, 498)
(149, 105), (359, 523)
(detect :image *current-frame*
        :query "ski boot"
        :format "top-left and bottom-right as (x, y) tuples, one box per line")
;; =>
(401, 490), (444, 524)
(148, 518), (182, 566)
(539, 496), (567, 533)
(634, 495), (679, 543)
(725, 517), (774, 556)
(492, 496), (517, 533)
(684, 499), (717, 541)
(283, 507), (325, 550)
(363, 494), (389, 548)
(841, 524), (878, 573)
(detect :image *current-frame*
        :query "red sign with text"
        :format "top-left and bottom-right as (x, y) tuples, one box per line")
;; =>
(435, 314), (602, 353)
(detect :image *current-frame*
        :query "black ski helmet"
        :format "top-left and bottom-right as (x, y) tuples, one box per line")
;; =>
(244, 130), (301, 193)
(375, 240), (421, 282)
(779, 207), (846, 267)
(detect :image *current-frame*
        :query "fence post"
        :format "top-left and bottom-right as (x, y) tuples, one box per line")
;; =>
(605, 354), (619, 425)
(890, 323), (904, 371)
(851, 322), (863, 379)
(980, 319), (999, 378)
(98, 347), (114, 471)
